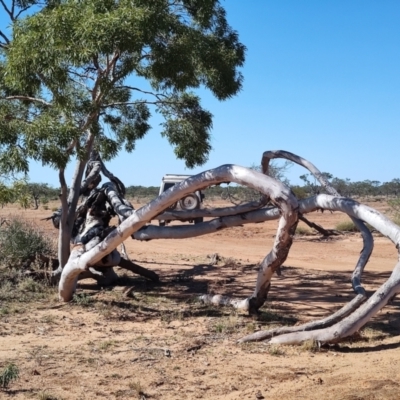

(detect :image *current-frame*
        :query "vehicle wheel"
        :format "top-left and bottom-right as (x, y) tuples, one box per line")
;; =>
(159, 220), (166, 226)
(194, 217), (203, 224)
(179, 194), (199, 210)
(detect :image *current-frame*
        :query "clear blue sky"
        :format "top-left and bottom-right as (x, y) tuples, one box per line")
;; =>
(4, 1), (400, 187)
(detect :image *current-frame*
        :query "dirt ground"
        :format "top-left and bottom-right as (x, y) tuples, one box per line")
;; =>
(1, 199), (400, 400)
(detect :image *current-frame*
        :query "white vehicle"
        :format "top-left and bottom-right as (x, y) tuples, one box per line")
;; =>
(158, 174), (204, 226)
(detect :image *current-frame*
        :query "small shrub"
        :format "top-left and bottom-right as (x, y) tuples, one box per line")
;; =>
(336, 220), (376, 233)
(295, 225), (314, 236)
(211, 315), (241, 334)
(0, 268), (50, 304)
(37, 391), (61, 400)
(18, 277), (43, 293)
(0, 217), (56, 267)
(300, 339), (320, 352)
(388, 199), (400, 226)
(267, 344), (285, 356)
(0, 362), (19, 389)
(129, 380), (145, 398)
(98, 340), (116, 351)
(72, 293), (93, 307)
(0, 280), (14, 302)
(335, 220), (359, 232)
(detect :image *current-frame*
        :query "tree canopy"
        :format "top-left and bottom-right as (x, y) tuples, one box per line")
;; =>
(0, 0), (246, 175)
(0, 0), (246, 269)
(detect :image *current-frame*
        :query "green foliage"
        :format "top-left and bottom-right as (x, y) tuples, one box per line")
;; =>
(37, 391), (62, 400)
(0, 182), (13, 207)
(388, 199), (400, 225)
(335, 220), (359, 232)
(0, 0), (245, 173)
(0, 362), (19, 389)
(389, 199), (400, 211)
(0, 180), (58, 208)
(300, 339), (320, 353)
(125, 185), (159, 200)
(295, 225), (314, 236)
(0, 217), (56, 267)
(0, 268), (51, 304)
(72, 293), (93, 307)
(291, 186), (308, 200)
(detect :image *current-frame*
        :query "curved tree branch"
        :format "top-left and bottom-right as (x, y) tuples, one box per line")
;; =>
(262, 150), (374, 298)
(59, 165), (299, 302)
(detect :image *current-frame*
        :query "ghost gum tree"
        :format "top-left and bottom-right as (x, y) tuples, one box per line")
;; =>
(0, 0), (245, 268)
(2, 2), (400, 347)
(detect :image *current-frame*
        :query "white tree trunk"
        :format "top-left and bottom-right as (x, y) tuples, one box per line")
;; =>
(58, 165), (299, 301)
(240, 194), (400, 344)
(262, 150), (374, 298)
(53, 149), (400, 345)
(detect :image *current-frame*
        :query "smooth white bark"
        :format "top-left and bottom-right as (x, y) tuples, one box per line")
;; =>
(55, 149), (400, 346)
(59, 165), (298, 301)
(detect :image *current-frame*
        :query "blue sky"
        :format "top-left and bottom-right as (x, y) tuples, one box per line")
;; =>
(3, 1), (400, 187)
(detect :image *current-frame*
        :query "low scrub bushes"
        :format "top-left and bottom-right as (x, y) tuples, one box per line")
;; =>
(0, 217), (56, 308)
(295, 225), (315, 236)
(335, 220), (376, 233)
(0, 217), (56, 267)
(335, 220), (359, 232)
(388, 199), (400, 226)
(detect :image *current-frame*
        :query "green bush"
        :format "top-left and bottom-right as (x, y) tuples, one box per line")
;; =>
(0, 269), (51, 303)
(388, 199), (400, 226)
(335, 220), (375, 232)
(295, 225), (315, 235)
(335, 220), (359, 232)
(291, 186), (309, 200)
(0, 363), (19, 389)
(0, 217), (56, 267)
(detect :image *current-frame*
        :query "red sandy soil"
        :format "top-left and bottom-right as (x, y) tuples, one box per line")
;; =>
(1, 199), (400, 399)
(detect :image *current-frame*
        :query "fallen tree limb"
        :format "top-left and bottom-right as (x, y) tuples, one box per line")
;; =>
(44, 148), (400, 346)
(58, 165), (299, 304)
(238, 294), (366, 343)
(153, 200), (266, 221)
(262, 150), (374, 299)
(268, 261), (400, 345)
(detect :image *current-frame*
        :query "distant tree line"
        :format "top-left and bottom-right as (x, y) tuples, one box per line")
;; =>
(0, 182), (59, 209)
(0, 175), (399, 209)
(294, 174), (400, 199)
(126, 175), (400, 203)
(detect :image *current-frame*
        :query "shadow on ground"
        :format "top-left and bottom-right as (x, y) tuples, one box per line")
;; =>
(76, 259), (400, 342)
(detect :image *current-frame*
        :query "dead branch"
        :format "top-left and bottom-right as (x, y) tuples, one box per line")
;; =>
(41, 149), (400, 346)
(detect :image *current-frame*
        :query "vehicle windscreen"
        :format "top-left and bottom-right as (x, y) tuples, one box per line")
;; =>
(163, 182), (175, 191)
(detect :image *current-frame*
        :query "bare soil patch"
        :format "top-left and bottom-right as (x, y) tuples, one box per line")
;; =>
(1, 200), (400, 399)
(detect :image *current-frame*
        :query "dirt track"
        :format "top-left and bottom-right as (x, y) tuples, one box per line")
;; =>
(1, 199), (400, 399)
